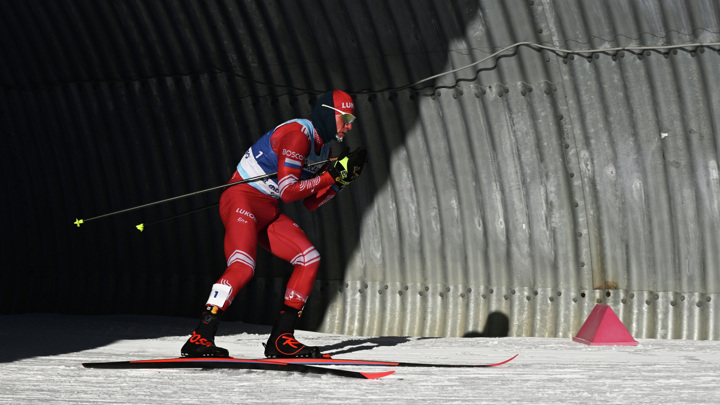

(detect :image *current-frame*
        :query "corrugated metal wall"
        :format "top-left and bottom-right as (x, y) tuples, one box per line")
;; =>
(2, 0), (719, 340)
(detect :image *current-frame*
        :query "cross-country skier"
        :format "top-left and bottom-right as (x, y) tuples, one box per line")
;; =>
(181, 90), (367, 358)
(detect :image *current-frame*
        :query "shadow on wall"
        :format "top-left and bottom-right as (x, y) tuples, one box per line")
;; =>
(224, 0), (483, 333)
(0, 0), (484, 359)
(463, 312), (510, 338)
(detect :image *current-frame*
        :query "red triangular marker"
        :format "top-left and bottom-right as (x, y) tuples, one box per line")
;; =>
(573, 304), (638, 346)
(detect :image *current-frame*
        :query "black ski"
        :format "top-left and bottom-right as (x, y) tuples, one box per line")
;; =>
(261, 353), (519, 368)
(82, 358), (394, 379)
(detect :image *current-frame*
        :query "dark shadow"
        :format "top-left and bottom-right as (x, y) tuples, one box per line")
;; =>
(0, 313), (276, 364)
(0, 314), (193, 363)
(463, 312), (510, 338)
(319, 337), (412, 357)
(0, 0), (484, 362)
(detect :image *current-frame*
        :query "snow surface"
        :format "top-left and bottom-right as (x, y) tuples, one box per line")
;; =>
(2, 314), (720, 404)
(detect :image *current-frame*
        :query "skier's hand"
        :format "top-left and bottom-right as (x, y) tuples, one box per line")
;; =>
(327, 147), (367, 188)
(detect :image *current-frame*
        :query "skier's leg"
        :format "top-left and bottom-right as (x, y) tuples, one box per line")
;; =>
(261, 214), (322, 358)
(182, 188), (274, 358)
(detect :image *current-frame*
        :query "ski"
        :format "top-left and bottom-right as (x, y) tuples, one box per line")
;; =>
(82, 358), (394, 380)
(261, 353), (518, 368)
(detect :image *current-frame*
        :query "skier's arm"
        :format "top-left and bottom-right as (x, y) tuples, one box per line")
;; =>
(302, 147), (368, 211)
(272, 126), (335, 204)
(302, 183), (341, 211)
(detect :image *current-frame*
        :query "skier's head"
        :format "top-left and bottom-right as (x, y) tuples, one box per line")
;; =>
(310, 90), (355, 143)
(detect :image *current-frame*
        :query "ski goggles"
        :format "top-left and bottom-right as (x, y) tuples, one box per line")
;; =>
(322, 104), (356, 125)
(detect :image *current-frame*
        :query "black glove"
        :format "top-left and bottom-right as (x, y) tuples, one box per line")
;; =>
(327, 147), (368, 188)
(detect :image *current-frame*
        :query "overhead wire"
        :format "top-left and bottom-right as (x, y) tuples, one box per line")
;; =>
(218, 39), (720, 97)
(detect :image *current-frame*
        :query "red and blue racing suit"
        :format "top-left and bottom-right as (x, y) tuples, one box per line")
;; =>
(213, 119), (340, 311)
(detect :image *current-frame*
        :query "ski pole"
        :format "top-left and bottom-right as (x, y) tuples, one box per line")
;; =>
(74, 158), (335, 228)
(135, 202), (218, 232)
